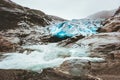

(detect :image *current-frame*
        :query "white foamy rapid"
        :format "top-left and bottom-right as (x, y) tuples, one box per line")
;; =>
(0, 43), (104, 71)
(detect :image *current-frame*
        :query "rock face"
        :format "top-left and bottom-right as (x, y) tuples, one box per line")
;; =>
(65, 32), (120, 80)
(0, 0), (65, 45)
(114, 7), (120, 17)
(0, 0), (65, 30)
(75, 32), (120, 55)
(0, 0), (48, 30)
(87, 9), (116, 19)
(58, 32), (120, 79)
(98, 7), (120, 32)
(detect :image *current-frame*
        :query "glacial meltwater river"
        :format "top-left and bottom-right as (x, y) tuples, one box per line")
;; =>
(0, 19), (105, 72)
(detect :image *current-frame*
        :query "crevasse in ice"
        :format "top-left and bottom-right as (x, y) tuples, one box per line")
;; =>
(48, 19), (104, 38)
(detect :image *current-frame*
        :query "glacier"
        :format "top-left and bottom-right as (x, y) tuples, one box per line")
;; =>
(48, 19), (104, 38)
(0, 19), (105, 72)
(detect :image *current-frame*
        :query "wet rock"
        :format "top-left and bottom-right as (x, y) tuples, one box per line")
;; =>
(75, 32), (120, 55)
(72, 32), (120, 79)
(58, 35), (84, 47)
(58, 59), (91, 77)
(40, 34), (84, 43)
(56, 32), (120, 80)
(0, 36), (19, 52)
(0, 68), (100, 80)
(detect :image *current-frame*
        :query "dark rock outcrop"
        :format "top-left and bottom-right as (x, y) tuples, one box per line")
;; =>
(0, 0), (65, 30)
(0, 68), (100, 80)
(58, 35), (84, 47)
(114, 7), (120, 16)
(0, 0), (49, 30)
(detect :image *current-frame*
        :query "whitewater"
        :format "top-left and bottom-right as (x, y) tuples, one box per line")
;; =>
(0, 19), (105, 72)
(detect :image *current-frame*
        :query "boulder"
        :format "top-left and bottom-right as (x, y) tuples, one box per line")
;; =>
(59, 59), (91, 77)
(0, 35), (19, 52)
(58, 35), (84, 47)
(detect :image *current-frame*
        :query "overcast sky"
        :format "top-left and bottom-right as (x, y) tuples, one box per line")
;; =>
(12, 0), (120, 20)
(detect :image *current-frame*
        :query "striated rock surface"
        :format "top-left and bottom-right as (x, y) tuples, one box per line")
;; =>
(98, 7), (120, 32)
(58, 35), (84, 47)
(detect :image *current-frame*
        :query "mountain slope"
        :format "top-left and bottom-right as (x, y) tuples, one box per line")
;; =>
(87, 10), (116, 19)
(98, 7), (120, 32)
(0, 0), (65, 30)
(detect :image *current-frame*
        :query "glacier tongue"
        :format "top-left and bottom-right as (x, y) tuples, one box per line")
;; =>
(48, 19), (104, 38)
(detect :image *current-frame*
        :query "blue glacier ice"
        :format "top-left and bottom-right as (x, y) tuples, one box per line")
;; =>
(48, 19), (104, 38)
